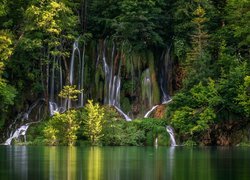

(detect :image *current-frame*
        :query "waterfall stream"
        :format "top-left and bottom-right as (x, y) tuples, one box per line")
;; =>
(102, 40), (131, 121)
(3, 99), (45, 145)
(166, 126), (177, 146)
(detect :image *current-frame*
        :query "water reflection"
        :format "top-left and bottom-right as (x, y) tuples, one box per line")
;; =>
(0, 146), (250, 180)
(87, 147), (102, 180)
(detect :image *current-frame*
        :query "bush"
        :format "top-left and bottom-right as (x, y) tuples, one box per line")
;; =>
(82, 100), (105, 145)
(43, 110), (80, 146)
(101, 120), (145, 146)
(102, 118), (169, 146)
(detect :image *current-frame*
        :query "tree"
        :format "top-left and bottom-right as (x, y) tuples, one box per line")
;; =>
(113, 0), (165, 49)
(0, 30), (13, 74)
(59, 85), (81, 110)
(83, 100), (104, 145)
(44, 110), (80, 146)
(236, 76), (250, 117)
(169, 78), (221, 138)
(0, 9), (17, 129)
(20, 0), (79, 101)
(225, 0), (250, 56)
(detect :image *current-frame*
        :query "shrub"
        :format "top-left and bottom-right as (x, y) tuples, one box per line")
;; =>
(43, 110), (80, 146)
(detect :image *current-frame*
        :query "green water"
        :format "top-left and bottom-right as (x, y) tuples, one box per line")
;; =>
(0, 146), (249, 180)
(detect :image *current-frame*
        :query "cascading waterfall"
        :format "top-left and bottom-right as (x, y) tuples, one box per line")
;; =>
(2, 38), (176, 146)
(143, 50), (173, 117)
(102, 40), (131, 121)
(4, 124), (30, 145)
(166, 126), (177, 146)
(3, 99), (45, 145)
(144, 105), (159, 118)
(47, 39), (172, 121)
(160, 46), (173, 103)
(49, 101), (59, 116)
(144, 98), (172, 118)
(49, 38), (84, 115)
(160, 77), (171, 104)
(69, 38), (81, 85)
(49, 56), (58, 116)
(68, 38), (81, 109)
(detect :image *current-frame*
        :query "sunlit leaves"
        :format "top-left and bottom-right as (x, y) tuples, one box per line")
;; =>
(0, 30), (13, 67)
(59, 85), (81, 101)
(44, 110), (80, 146)
(83, 100), (105, 145)
(25, 1), (75, 35)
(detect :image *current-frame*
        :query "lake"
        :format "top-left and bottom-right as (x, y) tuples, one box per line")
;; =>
(0, 146), (249, 180)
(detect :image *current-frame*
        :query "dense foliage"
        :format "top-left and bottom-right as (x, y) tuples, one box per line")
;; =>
(0, 0), (249, 145)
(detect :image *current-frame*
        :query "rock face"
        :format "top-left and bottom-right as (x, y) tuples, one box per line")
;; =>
(200, 120), (250, 146)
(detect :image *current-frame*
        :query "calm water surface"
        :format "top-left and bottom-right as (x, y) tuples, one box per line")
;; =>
(0, 146), (249, 180)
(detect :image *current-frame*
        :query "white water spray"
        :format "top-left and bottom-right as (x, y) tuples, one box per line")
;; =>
(3, 99), (45, 145)
(166, 126), (177, 146)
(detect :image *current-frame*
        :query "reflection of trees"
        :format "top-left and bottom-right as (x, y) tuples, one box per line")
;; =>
(67, 147), (77, 180)
(18, 146), (28, 179)
(172, 148), (215, 180)
(48, 147), (56, 179)
(46, 146), (77, 180)
(87, 147), (102, 180)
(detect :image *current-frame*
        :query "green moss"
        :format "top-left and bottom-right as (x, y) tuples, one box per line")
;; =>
(121, 96), (131, 113)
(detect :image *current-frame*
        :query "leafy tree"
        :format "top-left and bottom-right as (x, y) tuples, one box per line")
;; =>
(169, 78), (221, 137)
(14, 0), (79, 100)
(113, 0), (165, 49)
(236, 76), (250, 117)
(83, 100), (104, 145)
(44, 110), (80, 146)
(0, 9), (17, 129)
(0, 30), (13, 73)
(0, 79), (17, 128)
(59, 85), (81, 110)
(101, 107), (146, 146)
(224, 0), (250, 55)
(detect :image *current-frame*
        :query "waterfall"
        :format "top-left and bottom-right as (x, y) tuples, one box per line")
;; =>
(160, 77), (171, 104)
(144, 98), (172, 118)
(144, 105), (159, 118)
(102, 39), (131, 121)
(48, 56), (59, 116)
(49, 101), (59, 116)
(159, 46), (172, 103)
(3, 99), (45, 145)
(166, 126), (177, 146)
(155, 137), (158, 147)
(69, 38), (81, 85)
(68, 38), (81, 109)
(114, 106), (132, 121)
(4, 124), (30, 145)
